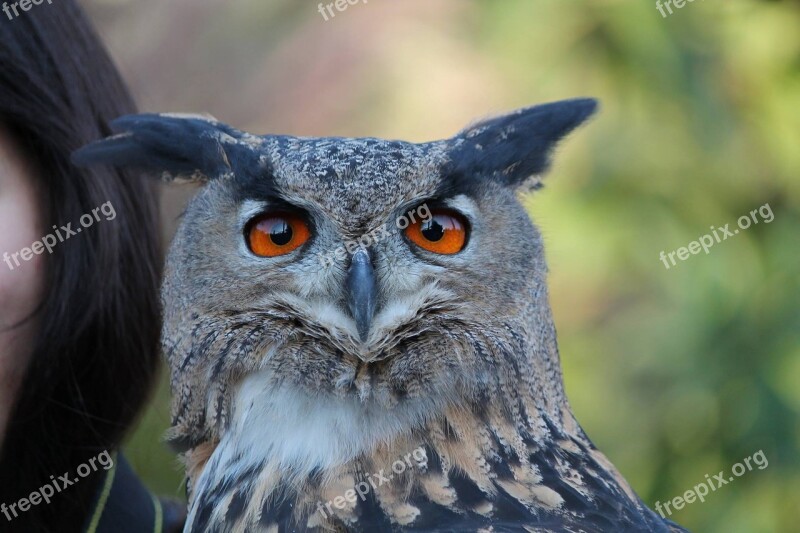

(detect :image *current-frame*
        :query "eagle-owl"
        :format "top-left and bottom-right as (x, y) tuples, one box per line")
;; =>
(74, 99), (686, 532)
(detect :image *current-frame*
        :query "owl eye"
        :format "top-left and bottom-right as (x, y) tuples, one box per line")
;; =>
(405, 209), (468, 255)
(246, 213), (310, 257)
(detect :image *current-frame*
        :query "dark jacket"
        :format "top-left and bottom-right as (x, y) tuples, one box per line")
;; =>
(83, 455), (185, 533)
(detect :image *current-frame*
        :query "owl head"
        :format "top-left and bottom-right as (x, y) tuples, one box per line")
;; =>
(74, 99), (596, 477)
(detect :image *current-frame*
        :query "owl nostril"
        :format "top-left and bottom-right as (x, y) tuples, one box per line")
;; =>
(345, 247), (377, 342)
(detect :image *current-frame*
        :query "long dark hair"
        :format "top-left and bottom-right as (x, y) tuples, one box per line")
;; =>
(0, 3), (162, 531)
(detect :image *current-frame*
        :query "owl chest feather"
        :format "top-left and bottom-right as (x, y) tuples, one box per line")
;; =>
(215, 372), (439, 473)
(184, 377), (683, 533)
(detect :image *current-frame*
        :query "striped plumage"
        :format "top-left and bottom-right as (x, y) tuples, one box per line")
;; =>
(188, 404), (683, 532)
(74, 99), (687, 532)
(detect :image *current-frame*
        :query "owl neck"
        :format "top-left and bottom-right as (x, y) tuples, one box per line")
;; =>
(214, 288), (577, 479)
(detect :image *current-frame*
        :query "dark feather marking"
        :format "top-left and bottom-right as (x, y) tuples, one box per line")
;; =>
(259, 483), (298, 530)
(225, 488), (247, 524)
(448, 472), (488, 508)
(350, 485), (398, 533)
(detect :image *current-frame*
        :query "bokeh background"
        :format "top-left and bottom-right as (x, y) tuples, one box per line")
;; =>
(81, 1), (800, 531)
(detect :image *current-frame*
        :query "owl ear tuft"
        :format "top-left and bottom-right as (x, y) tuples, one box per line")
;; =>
(447, 98), (598, 190)
(71, 113), (258, 183)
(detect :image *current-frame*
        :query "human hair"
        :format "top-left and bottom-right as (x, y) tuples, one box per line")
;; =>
(0, 2), (162, 531)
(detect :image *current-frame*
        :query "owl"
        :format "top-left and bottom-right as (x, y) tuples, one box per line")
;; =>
(74, 99), (687, 532)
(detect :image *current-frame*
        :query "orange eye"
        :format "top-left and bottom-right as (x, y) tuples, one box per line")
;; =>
(246, 213), (310, 257)
(405, 210), (468, 255)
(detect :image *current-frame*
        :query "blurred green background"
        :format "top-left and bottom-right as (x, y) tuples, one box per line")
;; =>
(82, 0), (800, 531)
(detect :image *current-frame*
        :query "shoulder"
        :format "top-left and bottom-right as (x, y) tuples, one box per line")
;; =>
(84, 454), (186, 533)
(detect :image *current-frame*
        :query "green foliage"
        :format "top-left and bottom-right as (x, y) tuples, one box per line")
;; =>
(499, 2), (800, 531)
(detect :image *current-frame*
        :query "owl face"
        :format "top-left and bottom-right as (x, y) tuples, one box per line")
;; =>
(166, 134), (544, 401)
(73, 99), (597, 456)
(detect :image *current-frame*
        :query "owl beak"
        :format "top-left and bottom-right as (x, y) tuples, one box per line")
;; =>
(345, 247), (377, 342)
